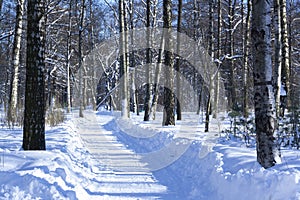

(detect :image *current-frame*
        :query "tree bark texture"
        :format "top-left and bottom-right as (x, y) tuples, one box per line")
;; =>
(279, 0), (290, 110)
(23, 0), (46, 150)
(175, 0), (182, 121)
(274, 0), (282, 117)
(78, 0), (85, 118)
(252, 0), (281, 168)
(162, 0), (175, 126)
(8, 0), (24, 125)
(144, 0), (152, 121)
(119, 0), (129, 118)
(243, 0), (252, 118)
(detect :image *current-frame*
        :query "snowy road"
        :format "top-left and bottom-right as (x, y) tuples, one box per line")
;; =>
(74, 110), (167, 199)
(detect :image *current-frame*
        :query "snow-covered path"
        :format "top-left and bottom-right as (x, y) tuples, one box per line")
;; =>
(74, 110), (167, 199)
(2, 109), (300, 199)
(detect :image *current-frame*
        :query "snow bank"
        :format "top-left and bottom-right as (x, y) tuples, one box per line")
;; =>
(108, 111), (300, 200)
(0, 114), (102, 199)
(1, 110), (300, 199)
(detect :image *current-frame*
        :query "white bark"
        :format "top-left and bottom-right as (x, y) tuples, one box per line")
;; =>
(274, 0), (282, 117)
(8, 0), (24, 125)
(119, 0), (129, 118)
(280, 0), (290, 109)
(252, 0), (281, 169)
(66, 0), (72, 113)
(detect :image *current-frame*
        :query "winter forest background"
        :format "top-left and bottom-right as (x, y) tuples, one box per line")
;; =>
(1, 0), (300, 171)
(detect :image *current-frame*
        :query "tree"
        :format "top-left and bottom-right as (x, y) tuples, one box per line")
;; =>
(119, 0), (129, 118)
(175, 0), (182, 121)
(280, 0), (290, 112)
(227, 0), (238, 110)
(0, 0), (3, 14)
(243, 0), (251, 118)
(78, 0), (85, 118)
(213, 0), (221, 119)
(66, 0), (73, 113)
(23, 0), (46, 150)
(251, 0), (281, 168)
(162, 0), (175, 126)
(7, 0), (24, 126)
(151, 27), (164, 121)
(205, 0), (215, 132)
(144, 0), (152, 121)
(274, 0), (282, 117)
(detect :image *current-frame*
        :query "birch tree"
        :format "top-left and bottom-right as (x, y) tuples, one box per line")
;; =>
(251, 0), (281, 168)
(7, 0), (24, 126)
(66, 0), (73, 113)
(243, 0), (251, 118)
(162, 0), (175, 126)
(119, 0), (129, 118)
(23, 0), (46, 150)
(144, 0), (152, 121)
(151, 27), (164, 120)
(280, 0), (290, 112)
(274, 0), (282, 117)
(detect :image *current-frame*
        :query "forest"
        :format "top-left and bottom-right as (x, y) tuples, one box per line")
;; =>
(0, 0), (300, 170)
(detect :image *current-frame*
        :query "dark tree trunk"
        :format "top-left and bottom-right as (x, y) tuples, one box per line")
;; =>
(205, 93), (211, 132)
(78, 0), (85, 118)
(144, 0), (152, 121)
(175, 0), (182, 121)
(23, 0), (46, 150)
(0, 0), (3, 14)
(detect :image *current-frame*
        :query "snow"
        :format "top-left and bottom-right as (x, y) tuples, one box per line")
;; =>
(1, 110), (300, 199)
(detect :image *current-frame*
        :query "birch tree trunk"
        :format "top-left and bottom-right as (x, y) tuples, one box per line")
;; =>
(66, 0), (73, 113)
(7, 0), (24, 126)
(144, 0), (152, 121)
(129, 0), (138, 115)
(88, 0), (97, 110)
(162, 0), (175, 126)
(274, 0), (282, 117)
(252, 0), (281, 169)
(119, 0), (129, 118)
(280, 0), (290, 112)
(23, 0), (46, 150)
(243, 0), (251, 118)
(150, 32), (164, 120)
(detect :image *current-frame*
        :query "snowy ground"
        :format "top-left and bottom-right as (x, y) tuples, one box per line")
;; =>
(1, 109), (300, 199)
